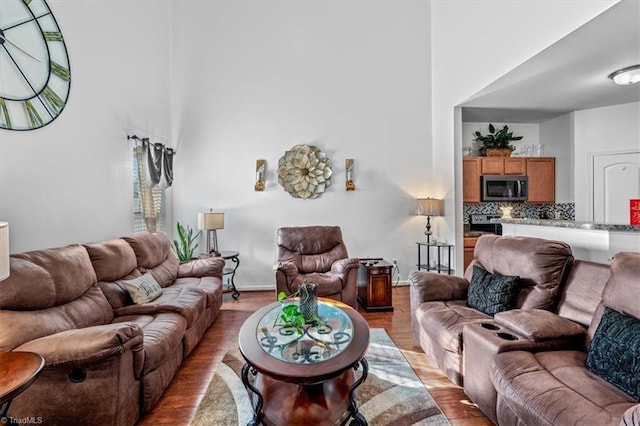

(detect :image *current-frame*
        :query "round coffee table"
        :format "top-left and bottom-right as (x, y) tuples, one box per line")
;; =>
(0, 351), (45, 420)
(238, 298), (370, 426)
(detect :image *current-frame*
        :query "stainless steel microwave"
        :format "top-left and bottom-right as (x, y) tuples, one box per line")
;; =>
(482, 175), (528, 202)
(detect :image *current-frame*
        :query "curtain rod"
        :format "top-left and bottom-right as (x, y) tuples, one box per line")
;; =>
(126, 134), (176, 155)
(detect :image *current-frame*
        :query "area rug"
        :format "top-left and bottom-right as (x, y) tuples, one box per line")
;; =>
(190, 328), (450, 426)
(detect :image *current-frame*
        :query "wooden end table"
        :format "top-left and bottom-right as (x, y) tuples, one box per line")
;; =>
(238, 298), (370, 426)
(0, 352), (45, 420)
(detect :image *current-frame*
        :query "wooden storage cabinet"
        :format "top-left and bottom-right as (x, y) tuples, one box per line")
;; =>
(357, 260), (393, 312)
(463, 237), (478, 271)
(526, 158), (555, 203)
(463, 158), (482, 203)
(480, 157), (526, 175)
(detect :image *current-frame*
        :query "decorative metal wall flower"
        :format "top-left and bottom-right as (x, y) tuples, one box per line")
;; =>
(277, 144), (332, 199)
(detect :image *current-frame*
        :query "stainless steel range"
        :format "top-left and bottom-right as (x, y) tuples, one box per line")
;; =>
(469, 214), (503, 235)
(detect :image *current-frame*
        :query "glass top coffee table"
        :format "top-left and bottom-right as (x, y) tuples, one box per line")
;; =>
(239, 298), (370, 426)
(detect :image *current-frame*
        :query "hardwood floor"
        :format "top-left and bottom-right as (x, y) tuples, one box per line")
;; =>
(137, 286), (493, 425)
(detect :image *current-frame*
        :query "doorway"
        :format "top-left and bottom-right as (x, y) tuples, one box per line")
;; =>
(592, 151), (640, 223)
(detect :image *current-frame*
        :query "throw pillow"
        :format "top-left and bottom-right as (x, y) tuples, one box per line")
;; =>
(586, 307), (640, 400)
(121, 273), (163, 304)
(467, 266), (521, 316)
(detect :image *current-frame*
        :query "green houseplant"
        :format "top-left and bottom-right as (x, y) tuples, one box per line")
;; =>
(173, 222), (201, 262)
(473, 123), (523, 157)
(276, 286), (321, 335)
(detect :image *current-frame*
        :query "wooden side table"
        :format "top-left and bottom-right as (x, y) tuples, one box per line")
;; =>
(357, 259), (393, 312)
(217, 250), (240, 299)
(0, 352), (45, 420)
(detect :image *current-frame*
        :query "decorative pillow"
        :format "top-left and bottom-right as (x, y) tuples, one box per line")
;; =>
(467, 266), (521, 316)
(121, 273), (163, 304)
(586, 307), (640, 400)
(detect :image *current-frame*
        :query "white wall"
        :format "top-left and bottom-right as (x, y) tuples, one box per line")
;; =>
(431, 0), (618, 272)
(170, 1), (432, 288)
(539, 113), (574, 203)
(0, 1), (173, 252)
(573, 101), (640, 220)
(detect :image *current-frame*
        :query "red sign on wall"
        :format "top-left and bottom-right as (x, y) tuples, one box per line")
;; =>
(631, 199), (640, 226)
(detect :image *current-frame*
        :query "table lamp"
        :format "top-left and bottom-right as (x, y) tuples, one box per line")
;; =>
(197, 210), (224, 256)
(415, 198), (444, 244)
(0, 222), (9, 281)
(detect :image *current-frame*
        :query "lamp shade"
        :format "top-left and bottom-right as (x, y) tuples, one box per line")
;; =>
(197, 212), (224, 230)
(0, 222), (9, 281)
(416, 198), (444, 217)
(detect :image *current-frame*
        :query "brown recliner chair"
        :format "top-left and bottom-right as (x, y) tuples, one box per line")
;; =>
(275, 226), (360, 308)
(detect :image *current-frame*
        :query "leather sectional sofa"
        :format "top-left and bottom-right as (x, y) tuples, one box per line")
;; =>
(410, 234), (640, 426)
(0, 232), (224, 426)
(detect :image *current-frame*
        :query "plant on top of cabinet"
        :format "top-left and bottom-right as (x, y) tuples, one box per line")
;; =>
(473, 124), (523, 157)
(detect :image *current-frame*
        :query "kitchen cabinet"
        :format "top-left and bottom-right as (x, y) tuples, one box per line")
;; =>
(463, 158), (481, 203)
(480, 157), (526, 175)
(526, 158), (555, 203)
(463, 237), (478, 271)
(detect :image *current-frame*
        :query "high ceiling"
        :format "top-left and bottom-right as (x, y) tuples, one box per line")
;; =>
(461, 0), (640, 123)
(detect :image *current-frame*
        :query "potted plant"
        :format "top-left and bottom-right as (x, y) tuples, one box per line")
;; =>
(173, 222), (201, 262)
(473, 124), (523, 157)
(276, 284), (321, 335)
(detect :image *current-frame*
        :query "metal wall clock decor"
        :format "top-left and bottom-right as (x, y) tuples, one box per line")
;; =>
(0, 0), (71, 131)
(277, 144), (332, 199)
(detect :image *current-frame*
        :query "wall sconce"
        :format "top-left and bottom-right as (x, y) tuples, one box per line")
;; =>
(0, 222), (9, 281)
(415, 198), (444, 244)
(197, 210), (224, 256)
(346, 159), (355, 191)
(255, 159), (265, 191)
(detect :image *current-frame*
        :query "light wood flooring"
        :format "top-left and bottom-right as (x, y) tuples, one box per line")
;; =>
(137, 286), (493, 425)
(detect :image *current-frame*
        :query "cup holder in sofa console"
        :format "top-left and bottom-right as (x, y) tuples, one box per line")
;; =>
(496, 332), (518, 341)
(481, 322), (500, 331)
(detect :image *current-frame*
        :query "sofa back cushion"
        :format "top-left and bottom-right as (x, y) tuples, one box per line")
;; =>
(0, 245), (114, 351)
(277, 226), (348, 273)
(123, 233), (179, 287)
(465, 235), (573, 311)
(556, 259), (610, 326)
(0, 245), (98, 309)
(84, 239), (138, 282)
(588, 252), (640, 342)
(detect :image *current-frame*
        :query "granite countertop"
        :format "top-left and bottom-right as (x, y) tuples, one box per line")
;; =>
(495, 218), (640, 232)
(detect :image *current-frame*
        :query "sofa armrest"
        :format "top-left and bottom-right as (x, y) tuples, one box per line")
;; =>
(177, 257), (224, 278)
(331, 257), (360, 275)
(409, 270), (469, 303)
(494, 309), (586, 342)
(15, 323), (145, 376)
(276, 261), (299, 281)
(621, 405), (640, 426)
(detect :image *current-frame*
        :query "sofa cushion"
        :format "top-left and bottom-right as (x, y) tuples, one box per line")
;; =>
(122, 273), (163, 304)
(586, 307), (640, 400)
(123, 233), (179, 288)
(468, 266), (521, 316)
(494, 309), (586, 341)
(491, 350), (637, 426)
(467, 235), (573, 311)
(84, 239), (138, 282)
(0, 245), (97, 310)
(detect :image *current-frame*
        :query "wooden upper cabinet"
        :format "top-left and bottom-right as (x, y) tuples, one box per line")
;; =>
(463, 158), (481, 203)
(480, 157), (526, 175)
(526, 157), (555, 203)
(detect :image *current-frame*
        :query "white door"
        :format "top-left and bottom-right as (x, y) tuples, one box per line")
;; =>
(593, 152), (640, 223)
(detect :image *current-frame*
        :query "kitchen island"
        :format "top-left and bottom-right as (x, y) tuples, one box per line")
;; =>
(497, 218), (640, 263)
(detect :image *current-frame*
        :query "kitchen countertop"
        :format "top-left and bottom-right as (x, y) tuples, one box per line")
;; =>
(495, 218), (640, 232)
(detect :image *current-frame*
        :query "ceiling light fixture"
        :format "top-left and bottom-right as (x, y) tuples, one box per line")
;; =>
(608, 64), (640, 85)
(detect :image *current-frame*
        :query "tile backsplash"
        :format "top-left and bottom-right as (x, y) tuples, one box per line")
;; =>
(463, 202), (575, 223)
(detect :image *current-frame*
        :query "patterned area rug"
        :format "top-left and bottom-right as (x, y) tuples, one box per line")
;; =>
(190, 328), (450, 426)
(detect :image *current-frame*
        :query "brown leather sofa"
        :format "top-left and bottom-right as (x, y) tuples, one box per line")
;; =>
(411, 234), (640, 425)
(275, 225), (360, 308)
(410, 234), (574, 386)
(0, 232), (224, 426)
